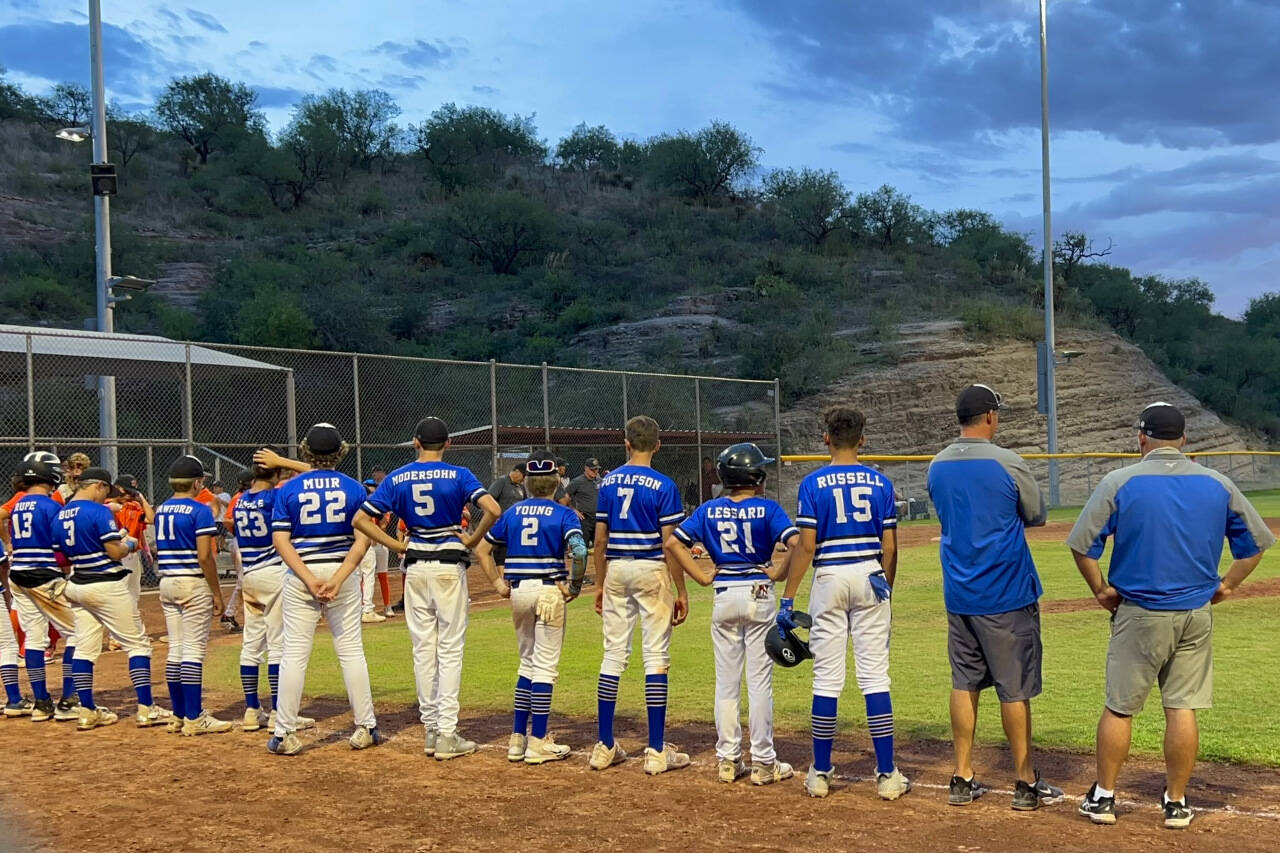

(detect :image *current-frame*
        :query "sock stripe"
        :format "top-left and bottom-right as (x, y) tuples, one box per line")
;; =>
(0, 665), (18, 687)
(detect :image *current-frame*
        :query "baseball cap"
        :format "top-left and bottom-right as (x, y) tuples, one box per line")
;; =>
(115, 474), (137, 488)
(526, 449), (557, 476)
(414, 416), (450, 445)
(956, 384), (1004, 421)
(362, 478), (377, 488)
(1139, 402), (1185, 440)
(237, 468), (254, 488)
(304, 422), (344, 454)
(168, 455), (205, 479)
(78, 466), (113, 486)
(583, 457), (601, 471)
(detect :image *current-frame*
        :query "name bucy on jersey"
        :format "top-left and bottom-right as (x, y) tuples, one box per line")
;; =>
(7, 494), (64, 585)
(57, 500), (128, 581)
(271, 471), (368, 564)
(154, 498), (218, 577)
(674, 496), (798, 586)
(233, 489), (281, 572)
(486, 498), (582, 581)
(362, 462), (488, 565)
(797, 464), (897, 567)
(597, 465), (685, 561)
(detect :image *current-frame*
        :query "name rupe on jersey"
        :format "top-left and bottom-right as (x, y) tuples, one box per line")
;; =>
(816, 471), (886, 489)
(705, 504), (767, 520)
(602, 471), (664, 490)
(389, 468), (461, 486)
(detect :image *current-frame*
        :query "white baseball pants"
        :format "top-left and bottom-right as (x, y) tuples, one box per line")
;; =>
(11, 581), (78, 649)
(404, 561), (468, 735)
(358, 545), (389, 613)
(63, 577), (152, 664)
(600, 558), (674, 677)
(122, 552), (147, 634)
(159, 577), (214, 666)
(224, 541), (244, 619)
(809, 562), (892, 698)
(711, 584), (778, 763)
(239, 566), (285, 668)
(510, 580), (566, 683)
(0, 599), (18, 668)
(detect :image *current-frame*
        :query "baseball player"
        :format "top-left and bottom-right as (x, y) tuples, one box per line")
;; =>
(356, 416), (499, 759)
(154, 456), (231, 735)
(3, 453), (80, 721)
(219, 469), (252, 633)
(778, 407), (910, 800)
(664, 442), (799, 785)
(475, 450), (588, 764)
(358, 478), (392, 623)
(268, 423), (399, 755)
(590, 415), (690, 775)
(57, 466), (171, 730)
(1, 539), (31, 717)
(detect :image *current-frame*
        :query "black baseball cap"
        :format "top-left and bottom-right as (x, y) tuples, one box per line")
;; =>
(1139, 402), (1185, 440)
(237, 468), (254, 488)
(168, 455), (205, 479)
(305, 422), (344, 454)
(415, 416), (449, 445)
(583, 457), (601, 470)
(956, 384), (1004, 421)
(115, 474), (138, 488)
(78, 467), (114, 486)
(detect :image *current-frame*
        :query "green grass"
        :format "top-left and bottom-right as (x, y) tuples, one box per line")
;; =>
(205, 498), (1280, 766)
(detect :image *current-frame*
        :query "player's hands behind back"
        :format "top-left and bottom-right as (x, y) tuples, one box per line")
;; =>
(776, 597), (797, 638)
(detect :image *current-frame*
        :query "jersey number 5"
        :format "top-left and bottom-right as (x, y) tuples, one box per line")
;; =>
(832, 486), (874, 524)
(298, 491), (348, 525)
(411, 483), (435, 516)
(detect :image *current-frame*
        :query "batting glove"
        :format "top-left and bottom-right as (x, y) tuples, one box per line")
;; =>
(869, 571), (892, 603)
(776, 597), (797, 638)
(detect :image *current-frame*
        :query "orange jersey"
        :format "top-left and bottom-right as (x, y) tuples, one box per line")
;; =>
(225, 492), (242, 523)
(114, 500), (148, 540)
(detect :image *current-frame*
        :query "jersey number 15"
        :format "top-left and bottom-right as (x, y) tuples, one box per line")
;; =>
(832, 486), (874, 524)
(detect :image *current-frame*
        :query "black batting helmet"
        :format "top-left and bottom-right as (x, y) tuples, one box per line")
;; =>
(19, 451), (63, 487)
(765, 611), (814, 668)
(717, 442), (774, 489)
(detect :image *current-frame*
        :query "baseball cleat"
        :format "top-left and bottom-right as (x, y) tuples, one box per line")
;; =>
(507, 733), (528, 762)
(382, 606), (395, 618)
(751, 761), (794, 786)
(1078, 783), (1116, 825)
(1034, 774), (1065, 805)
(876, 767), (912, 801)
(267, 732), (303, 755)
(434, 731), (477, 760)
(30, 699), (55, 722)
(949, 774), (988, 806)
(589, 741), (627, 770)
(718, 758), (748, 783)
(54, 697), (81, 722)
(4, 697), (36, 717)
(222, 615), (243, 634)
(643, 743), (691, 775)
(267, 711), (315, 731)
(243, 707), (268, 732)
(349, 725), (384, 750)
(135, 704), (173, 728)
(182, 712), (233, 736)
(424, 727), (438, 756)
(361, 611), (386, 624)
(77, 705), (119, 731)
(524, 734), (571, 765)
(804, 765), (833, 798)
(1162, 793), (1193, 829)
(165, 718), (183, 734)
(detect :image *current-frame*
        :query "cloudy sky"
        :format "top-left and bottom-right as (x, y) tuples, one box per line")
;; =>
(2, 0), (1277, 314)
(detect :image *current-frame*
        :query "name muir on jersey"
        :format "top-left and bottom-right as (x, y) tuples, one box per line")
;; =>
(816, 471), (885, 489)
(309, 476), (345, 489)
(705, 504), (767, 520)
(602, 472), (664, 490)
(390, 469), (460, 486)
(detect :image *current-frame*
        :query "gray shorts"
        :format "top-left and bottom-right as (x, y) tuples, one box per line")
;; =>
(947, 603), (1042, 703)
(1105, 602), (1213, 716)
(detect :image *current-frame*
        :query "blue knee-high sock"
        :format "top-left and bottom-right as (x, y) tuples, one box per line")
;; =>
(127, 656), (152, 706)
(241, 665), (261, 710)
(811, 695), (838, 772)
(1, 664), (21, 704)
(165, 661), (184, 720)
(181, 662), (202, 719)
(865, 691), (896, 775)
(61, 647), (75, 700)
(531, 682), (554, 739)
(512, 675), (532, 734)
(268, 663), (280, 711)
(72, 659), (95, 710)
(596, 673), (620, 747)
(24, 650), (49, 701)
(644, 673), (668, 752)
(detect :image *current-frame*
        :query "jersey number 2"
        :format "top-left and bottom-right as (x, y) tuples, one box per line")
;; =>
(299, 491), (347, 525)
(520, 517), (540, 546)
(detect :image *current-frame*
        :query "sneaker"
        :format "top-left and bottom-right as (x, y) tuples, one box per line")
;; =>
(1163, 793), (1194, 830)
(182, 712), (233, 736)
(1078, 783), (1117, 825)
(224, 616), (242, 634)
(361, 611), (386, 624)
(77, 705), (118, 731)
(589, 741), (628, 770)
(643, 743), (691, 775)
(525, 734), (571, 765)
(268, 711), (315, 731)
(31, 698), (55, 722)
(243, 707), (268, 732)
(382, 606), (395, 618)
(750, 761), (794, 786)
(136, 704), (173, 728)
(718, 758), (748, 783)
(349, 725), (384, 750)
(424, 727), (438, 756)
(434, 731), (477, 760)
(4, 697), (35, 717)
(1013, 779), (1041, 811)
(949, 774), (989, 806)
(1034, 774), (1065, 805)
(54, 697), (81, 722)
(267, 732), (303, 755)
(507, 732), (528, 762)
(165, 717), (183, 734)
(876, 767), (912, 801)
(804, 765), (833, 798)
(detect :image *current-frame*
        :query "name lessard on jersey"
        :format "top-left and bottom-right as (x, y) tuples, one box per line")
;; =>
(389, 468), (462, 485)
(602, 471), (664, 490)
(815, 470), (886, 489)
(705, 504), (767, 520)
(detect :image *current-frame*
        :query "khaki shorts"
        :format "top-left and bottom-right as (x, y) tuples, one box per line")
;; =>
(1106, 601), (1212, 715)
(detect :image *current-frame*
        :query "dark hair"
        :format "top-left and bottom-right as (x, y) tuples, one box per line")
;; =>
(822, 406), (866, 449)
(959, 412), (988, 428)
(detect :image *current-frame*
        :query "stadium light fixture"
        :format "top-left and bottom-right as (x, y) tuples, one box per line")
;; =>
(56, 125), (92, 143)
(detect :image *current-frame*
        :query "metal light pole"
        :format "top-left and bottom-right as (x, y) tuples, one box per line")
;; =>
(89, 0), (118, 474)
(1039, 0), (1059, 506)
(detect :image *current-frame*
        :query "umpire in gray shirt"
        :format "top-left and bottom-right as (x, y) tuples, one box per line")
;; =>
(486, 463), (527, 568)
(563, 458), (602, 545)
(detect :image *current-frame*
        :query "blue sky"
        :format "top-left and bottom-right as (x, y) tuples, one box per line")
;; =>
(2, 0), (1277, 315)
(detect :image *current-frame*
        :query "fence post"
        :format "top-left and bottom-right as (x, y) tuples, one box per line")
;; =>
(25, 333), (35, 451)
(352, 353), (363, 480)
(621, 373), (629, 425)
(145, 445), (154, 504)
(285, 369), (297, 455)
(183, 343), (195, 455)
(695, 378), (703, 497)
(490, 359), (499, 480)
(542, 362), (551, 448)
(773, 378), (784, 500)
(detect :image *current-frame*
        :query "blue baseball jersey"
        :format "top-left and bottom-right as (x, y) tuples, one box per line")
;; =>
(154, 497), (217, 578)
(796, 464), (897, 568)
(361, 461), (488, 564)
(56, 499), (128, 581)
(271, 470), (368, 565)
(233, 488), (281, 573)
(7, 493), (64, 586)
(674, 496), (798, 586)
(596, 464), (685, 560)
(485, 498), (582, 581)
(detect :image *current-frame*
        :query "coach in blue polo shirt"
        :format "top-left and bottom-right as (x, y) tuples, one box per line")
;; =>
(1069, 402), (1274, 829)
(927, 384), (1062, 812)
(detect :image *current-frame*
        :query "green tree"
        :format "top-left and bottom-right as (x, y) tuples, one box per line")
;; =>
(440, 191), (554, 274)
(106, 104), (157, 169)
(412, 103), (546, 191)
(155, 73), (265, 164)
(294, 89), (401, 174)
(0, 67), (41, 121)
(849, 185), (926, 248)
(1245, 293), (1280, 339)
(555, 123), (620, 171)
(762, 167), (850, 245)
(644, 121), (759, 204)
(39, 82), (92, 125)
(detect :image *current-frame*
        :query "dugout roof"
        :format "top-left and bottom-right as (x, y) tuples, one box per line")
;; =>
(0, 325), (292, 374)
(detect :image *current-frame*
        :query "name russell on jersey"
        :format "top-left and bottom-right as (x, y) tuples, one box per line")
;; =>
(815, 471), (885, 489)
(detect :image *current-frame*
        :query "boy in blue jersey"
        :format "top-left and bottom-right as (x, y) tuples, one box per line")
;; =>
(665, 442), (799, 786)
(154, 455), (230, 736)
(57, 467), (171, 731)
(589, 415), (690, 775)
(269, 423), (405, 756)
(475, 450), (588, 765)
(4, 453), (80, 722)
(356, 416), (501, 760)
(778, 407), (910, 800)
